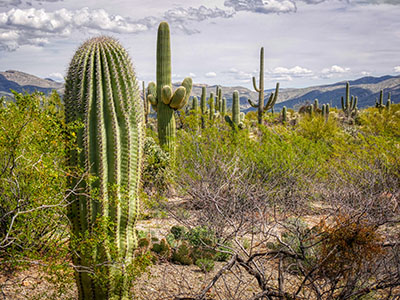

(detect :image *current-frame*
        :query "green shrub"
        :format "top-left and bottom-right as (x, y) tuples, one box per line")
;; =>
(0, 91), (76, 295)
(195, 258), (215, 273)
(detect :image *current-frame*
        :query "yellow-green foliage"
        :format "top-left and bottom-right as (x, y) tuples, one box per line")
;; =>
(296, 114), (342, 144)
(0, 91), (76, 296)
(359, 103), (400, 139)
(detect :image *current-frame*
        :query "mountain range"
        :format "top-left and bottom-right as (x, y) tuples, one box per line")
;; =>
(1, 70), (399, 111)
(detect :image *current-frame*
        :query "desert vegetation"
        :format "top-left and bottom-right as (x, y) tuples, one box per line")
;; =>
(0, 21), (399, 300)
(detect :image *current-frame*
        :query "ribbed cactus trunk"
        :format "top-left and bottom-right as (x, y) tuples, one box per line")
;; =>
(64, 37), (143, 300)
(156, 23), (176, 157)
(255, 47), (264, 124)
(232, 91), (240, 124)
(221, 97), (227, 117)
(209, 92), (215, 121)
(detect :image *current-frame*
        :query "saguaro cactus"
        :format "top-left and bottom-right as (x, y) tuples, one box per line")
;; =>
(215, 86), (222, 111)
(375, 90), (391, 112)
(282, 106), (287, 123)
(64, 36), (144, 300)
(221, 97), (227, 117)
(191, 96), (199, 112)
(146, 22), (192, 159)
(209, 92), (215, 120)
(248, 47), (280, 124)
(143, 81), (150, 124)
(341, 82), (357, 118)
(225, 90), (244, 129)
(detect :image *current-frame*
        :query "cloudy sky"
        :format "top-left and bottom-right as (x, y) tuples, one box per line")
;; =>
(0, 0), (399, 89)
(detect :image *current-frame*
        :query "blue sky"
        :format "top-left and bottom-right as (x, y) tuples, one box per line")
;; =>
(0, 0), (399, 88)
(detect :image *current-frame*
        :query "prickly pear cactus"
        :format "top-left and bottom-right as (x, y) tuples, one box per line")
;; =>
(146, 22), (192, 159)
(64, 36), (144, 300)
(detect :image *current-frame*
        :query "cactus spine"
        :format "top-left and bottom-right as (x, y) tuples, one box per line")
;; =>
(146, 22), (192, 159)
(341, 82), (357, 117)
(225, 90), (243, 129)
(248, 47), (279, 124)
(64, 37), (144, 300)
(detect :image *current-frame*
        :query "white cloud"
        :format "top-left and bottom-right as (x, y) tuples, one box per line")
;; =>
(47, 72), (64, 82)
(189, 72), (196, 78)
(224, 0), (297, 14)
(320, 65), (350, 78)
(0, 7), (148, 50)
(361, 71), (371, 76)
(205, 71), (217, 78)
(271, 66), (313, 76)
(394, 66), (400, 73)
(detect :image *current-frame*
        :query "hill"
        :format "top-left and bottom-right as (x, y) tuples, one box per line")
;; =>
(1, 70), (398, 111)
(0, 70), (63, 98)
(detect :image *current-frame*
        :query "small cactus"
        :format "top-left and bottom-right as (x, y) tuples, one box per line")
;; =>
(282, 106), (287, 123)
(172, 241), (193, 265)
(225, 90), (244, 130)
(386, 92), (391, 111)
(314, 99), (319, 111)
(341, 82), (357, 118)
(209, 92), (215, 121)
(191, 96), (199, 112)
(221, 97), (227, 117)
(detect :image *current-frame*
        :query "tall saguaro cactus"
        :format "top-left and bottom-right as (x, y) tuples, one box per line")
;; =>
(341, 82), (357, 118)
(146, 22), (192, 159)
(64, 37), (144, 300)
(248, 47), (280, 124)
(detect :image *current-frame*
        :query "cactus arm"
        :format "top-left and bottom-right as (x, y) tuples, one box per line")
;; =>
(264, 82), (279, 111)
(161, 85), (173, 104)
(177, 77), (193, 109)
(170, 86), (186, 109)
(248, 98), (259, 108)
(351, 96), (358, 110)
(252, 76), (261, 93)
(341, 96), (346, 111)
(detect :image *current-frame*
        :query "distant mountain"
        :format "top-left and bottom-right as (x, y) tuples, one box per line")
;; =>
(0, 70), (63, 99)
(185, 75), (400, 112)
(1, 70), (399, 111)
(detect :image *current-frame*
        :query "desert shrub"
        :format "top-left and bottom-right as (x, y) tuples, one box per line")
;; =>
(317, 214), (385, 279)
(142, 133), (170, 194)
(0, 92), (72, 262)
(0, 91), (78, 297)
(296, 113), (343, 145)
(359, 103), (400, 139)
(195, 258), (214, 273)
